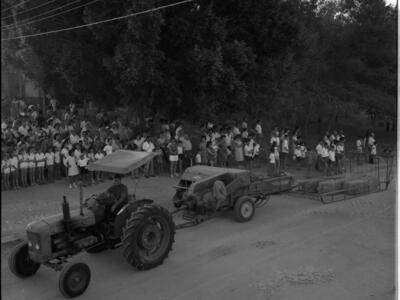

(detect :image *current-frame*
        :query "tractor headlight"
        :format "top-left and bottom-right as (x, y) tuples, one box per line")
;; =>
(28, 241), (33, 248)
(34, 243), (40, 251)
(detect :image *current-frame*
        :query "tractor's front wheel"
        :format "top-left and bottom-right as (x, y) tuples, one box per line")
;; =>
(122, 204), (175, 270)
(8, 242), (40, 278)
(234, 196), (255, 222)
(59, 262), (91, 298)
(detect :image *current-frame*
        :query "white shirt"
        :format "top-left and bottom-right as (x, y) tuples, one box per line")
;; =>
(321, 147), (329, 158)
(9, 157), (18, 171)
(356, 140), (362, 152)
(78, 157), (88, 167)
(253, 144), (260, 157)
(328, 150), (335, 162)
(36, 153), (46, 167)
(371, 145), (377, 155)
(95, 152), (104, 160)
(281, 139), (289, 153)
(45, 152), (55, 165)
(255, 124), (262, 135)
(19, 154), (28, 168)
(316, 144), (323, 156)
(142, 141), (155, 153)
(28, 153), (36, 168)
(54, 151), (61, 163)
(270, 136), (280, 147)
(269, 152), (276, 164)
(244, 144), (253, 157)
(103, 145), (113, 155)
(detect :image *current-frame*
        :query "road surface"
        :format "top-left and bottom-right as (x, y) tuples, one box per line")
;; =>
(1, 175), (395, 300)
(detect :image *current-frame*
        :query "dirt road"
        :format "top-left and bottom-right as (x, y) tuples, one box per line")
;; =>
(1, 176), (395, 300)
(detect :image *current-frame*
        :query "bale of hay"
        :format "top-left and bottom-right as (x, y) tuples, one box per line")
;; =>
(317, 179), (345, 194)
(344, 179), (369, 195)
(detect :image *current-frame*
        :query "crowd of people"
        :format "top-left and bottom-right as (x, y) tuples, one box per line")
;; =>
(1, 100), (381, 192)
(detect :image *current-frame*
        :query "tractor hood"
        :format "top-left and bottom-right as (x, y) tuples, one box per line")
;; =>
(181, 166), (249, 182)
(26, 208), (96, 235)
(87, 150), (156, 174)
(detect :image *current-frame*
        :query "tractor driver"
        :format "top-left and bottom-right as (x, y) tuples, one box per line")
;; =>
(95, 174), (129, 218)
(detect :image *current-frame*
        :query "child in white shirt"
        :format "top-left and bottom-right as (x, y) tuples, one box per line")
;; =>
(9, 151), (19, 189)
(45, 147), (55, 182)
(36, 149), (46, 184)
(94, 149), (105, 182)
(54, 146), (61, 179)
(28, 148), (36, 185)
(19, 149), (29, 187)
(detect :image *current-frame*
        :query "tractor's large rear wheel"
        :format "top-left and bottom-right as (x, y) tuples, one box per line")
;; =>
(8, 242), (40, 278)
(122, 204), (175, 270)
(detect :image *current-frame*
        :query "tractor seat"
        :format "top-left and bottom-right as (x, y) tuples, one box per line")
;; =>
(109, 197), (129, 220)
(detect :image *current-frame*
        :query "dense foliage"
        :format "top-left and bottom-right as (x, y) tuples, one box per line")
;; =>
(1, 0), (397, 127)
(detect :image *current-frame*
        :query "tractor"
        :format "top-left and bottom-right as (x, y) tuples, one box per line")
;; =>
(8, 151), (175, 298)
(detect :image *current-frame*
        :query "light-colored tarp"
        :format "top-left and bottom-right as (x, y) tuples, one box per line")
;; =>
(181, 165), (249, 182)
(87, 150), (156, 174)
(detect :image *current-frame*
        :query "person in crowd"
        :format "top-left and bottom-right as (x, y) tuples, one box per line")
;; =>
(233, 135), (244, 168)
(168, 139), (179, 177)
(218, 137), (230, 167)
(255, 120), (262, 138)
(28, 147), (36, 185)
(244, 138), (253, 169)
(54, 146), (61, 179)
(328, 145), (336, 175)
(356, 136), (363, 165)
(268, 145), (277, 176)
(177, 140), (184, 173)
(180, 134), (193, 169)
(199, 135), (208, 166)
(45, 147), (55, 183)
(94, 148), (105, 182)
(77, 150), (89, 186)
(19, 148), (29, 187)
(9, 150), (19, 190)
(305, 146), (317, 178)
(320, 143), (329, 174)
(293, 144), (303, 170)
(2, 153), (11, 190)
(142, 136), (155, 177)
(65, 149), (79, 188)
(280, 133), (289, 171)
(336, 140), (345, 174)
(369, 141), (377, 164)
(36, 147), (46, 184)
(206, 141), (217, 167)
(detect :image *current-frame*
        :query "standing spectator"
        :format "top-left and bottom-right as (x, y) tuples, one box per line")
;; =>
(28, 148), (36, 185)
(268, 146), (277, 176)
(177, 140), (184, 173)
(293, 144), (302, 170)
(94, 149), (104, 182)
(87, 148), (96, 184)
(328, 145), (336, 175)
(255, 120), (262, 138)
(241, 117), (248, 131)
(244, 139), (253, 169)
(336, 140), (345, 173)
(9, 150), (19, 190)
(19, 148), (29, 187)
(54, 146), (61, 179)
(199, 136), (208, 165)
(218, 138), (230, 167)
(280, 133), (289, 171)
(315, 141), (323, 171)
(270, 130), (280, 148)
(206, 141), (217, 167)
(233, 135), (244, 168)
(252, 141), (260, 168)
(232, 122), (241, 136)
(65, 150), (79, 188)
(305, 146), (317, 178)
(321, 143), (329, 174)
(103, 139), (113, 156)
(142, 137), (155, 177)
(180, 134), (193, 168)
(77, 151), (89, 185)
(2, 153), (11, 190)
(369, 142), (377, 164)
(356, 136), (363, 165)
(167, 139), (179, 177)
(36, 148), (46, 184)
(45, 147), (55, 183)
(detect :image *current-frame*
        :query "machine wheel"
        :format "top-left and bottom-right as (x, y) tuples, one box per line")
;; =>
(8, 242), (40, 278)
(122, 204), (175, 270)
(59, 262), (91, 298)
(234, 196), (255, 222)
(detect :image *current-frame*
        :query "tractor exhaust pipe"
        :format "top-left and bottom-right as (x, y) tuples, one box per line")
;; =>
(62, 196), (71, 221)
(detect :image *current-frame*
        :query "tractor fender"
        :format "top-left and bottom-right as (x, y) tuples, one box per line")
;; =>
(113, 199), (154, 238)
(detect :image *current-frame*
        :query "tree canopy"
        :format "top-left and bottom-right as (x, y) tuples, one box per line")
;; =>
(1, 0), (397, 126)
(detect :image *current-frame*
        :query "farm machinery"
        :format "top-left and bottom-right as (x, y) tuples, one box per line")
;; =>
(8, 151), (295, 298)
